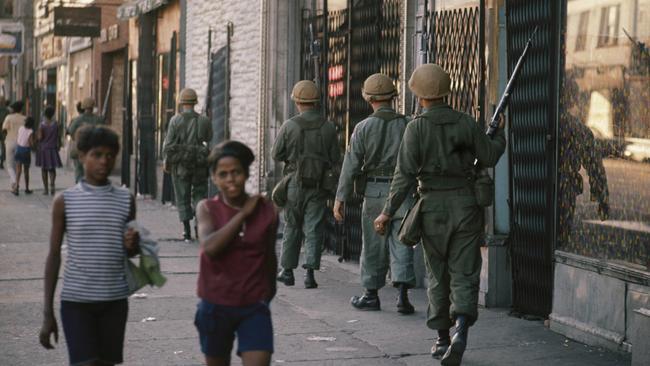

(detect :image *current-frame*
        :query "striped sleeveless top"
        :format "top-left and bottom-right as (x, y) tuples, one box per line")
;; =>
(61, 180), (131, 302)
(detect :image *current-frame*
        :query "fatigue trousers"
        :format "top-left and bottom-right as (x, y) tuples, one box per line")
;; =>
(420, 190), (483, 330)
(361, 181), (416, 290)
(172, 169), (208, 222)
(281, 180), (326, 270)
(72, 158), (84, 183)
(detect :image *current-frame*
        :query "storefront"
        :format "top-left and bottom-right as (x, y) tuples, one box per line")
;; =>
(550, 0), (650, 353)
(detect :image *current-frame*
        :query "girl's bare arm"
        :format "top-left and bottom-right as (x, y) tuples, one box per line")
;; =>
(40, 194), (65, 349)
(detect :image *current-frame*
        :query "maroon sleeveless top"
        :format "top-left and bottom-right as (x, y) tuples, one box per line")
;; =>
(197, 196), (278, 306)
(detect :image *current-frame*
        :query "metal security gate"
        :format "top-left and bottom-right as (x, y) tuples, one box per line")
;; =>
(301, 0), (402, 261)
(426, 2), (485, 123)
(506, 0), (560, 317)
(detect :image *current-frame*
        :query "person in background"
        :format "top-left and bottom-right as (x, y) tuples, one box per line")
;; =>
(36, 106), (63, 195)
(0, 96), (10, 170)
(14, 116), (36, 195)
(2, 101), (26, 192)
(40, 125), (139, 366)
(195, 140), (278, 366)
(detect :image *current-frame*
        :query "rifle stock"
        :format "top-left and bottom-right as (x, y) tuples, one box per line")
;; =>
(486, 26), (538, 137)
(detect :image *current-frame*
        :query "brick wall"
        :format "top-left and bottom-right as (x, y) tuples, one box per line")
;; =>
(185, 0), (263, 192)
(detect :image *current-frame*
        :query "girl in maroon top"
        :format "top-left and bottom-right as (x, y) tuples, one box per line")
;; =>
(195, 140), (278, 366)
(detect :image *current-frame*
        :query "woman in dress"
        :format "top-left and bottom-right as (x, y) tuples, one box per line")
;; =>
(36, 106), (63, 195)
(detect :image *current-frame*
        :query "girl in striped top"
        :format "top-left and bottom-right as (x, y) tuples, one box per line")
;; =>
(40, 125), (140, 366)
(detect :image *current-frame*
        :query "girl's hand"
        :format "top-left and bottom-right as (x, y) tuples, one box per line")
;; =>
(124, 228), (140, 254)
(39, 314), (58, 349)
(241, 195), (262, 217)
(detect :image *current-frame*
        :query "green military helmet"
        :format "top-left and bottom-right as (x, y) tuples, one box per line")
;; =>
(362, 73), (396, 102)
(178, 88), (198, 105)
(408, 63), (451, 99)
(81, 97), (95, 109)
(291, 80), (320, 103)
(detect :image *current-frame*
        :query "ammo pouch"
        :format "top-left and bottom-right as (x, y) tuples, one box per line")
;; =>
(272, 173), (293, 207)
(474, 169), (494, 208)
(398, 197), (424, 247)
(321, 168), (338, 194)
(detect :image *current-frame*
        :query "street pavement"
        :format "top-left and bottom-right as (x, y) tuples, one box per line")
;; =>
(0, 165), (631, 365)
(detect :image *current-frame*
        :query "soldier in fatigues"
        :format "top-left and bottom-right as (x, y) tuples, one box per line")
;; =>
(273, 80), (340, 289)
(333, 73), (416, 314)
(163, 88), (213, 241)
(374, 64), (506, 365)
(67, 97), (104, 182)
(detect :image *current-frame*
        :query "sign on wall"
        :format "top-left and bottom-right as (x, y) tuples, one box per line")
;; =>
(0, 21), (24, 55)
(53, 7), (101, 37)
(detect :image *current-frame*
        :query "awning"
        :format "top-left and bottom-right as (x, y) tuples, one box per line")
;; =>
(117, 0), (168, 20)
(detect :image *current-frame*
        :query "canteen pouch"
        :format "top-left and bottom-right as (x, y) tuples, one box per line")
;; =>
(397, 197), (424, 247)
(474, 169), (494, 208)
(272, 174), (293, 207)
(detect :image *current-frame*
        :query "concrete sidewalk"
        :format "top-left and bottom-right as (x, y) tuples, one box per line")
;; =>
(0, 165), (631, 365)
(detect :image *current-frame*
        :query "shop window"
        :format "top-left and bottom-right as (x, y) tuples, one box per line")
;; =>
(575, 11), (590, 51)
(560, 1), (650, 270)
(597, 5), (620, 47)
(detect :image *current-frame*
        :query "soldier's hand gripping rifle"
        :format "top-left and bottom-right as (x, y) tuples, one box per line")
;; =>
(486, 26), (538, 137)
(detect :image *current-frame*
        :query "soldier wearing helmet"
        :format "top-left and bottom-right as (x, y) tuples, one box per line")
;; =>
(272, 80), (340, 289)
(163, 88), (213, 241)
(67, 97), (104, 182)
(374, 64), (506, 365)
(333, 73), (417, 314)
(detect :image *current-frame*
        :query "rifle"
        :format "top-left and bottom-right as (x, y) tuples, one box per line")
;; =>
(486, 26), (538, 137)
(622, 28), (650, 60)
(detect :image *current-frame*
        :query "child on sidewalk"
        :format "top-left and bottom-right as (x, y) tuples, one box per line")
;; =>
(39, 125), (140, 366)
(14, 116), (36, 195)
(195, 140), (278, 366)
(36, 106), (63, 195)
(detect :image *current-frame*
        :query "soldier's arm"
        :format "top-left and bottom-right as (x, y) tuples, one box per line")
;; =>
(272, 123), (288, 162)
(162, 117), (179, 158)
(383, 123), (419, 216)
(472, 117), (506, 168)
(336, 124), (365, 202)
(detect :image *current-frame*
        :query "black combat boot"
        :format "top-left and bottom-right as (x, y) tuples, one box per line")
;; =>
(182, 220), (192, 242)
(396, 283), (415, 314)
(276, 269), (295, 286)
(351, 289), (380, 311)
(441, 315), (469, 366)
(431, 329), (450, 359)
(304, 269), (318, 289)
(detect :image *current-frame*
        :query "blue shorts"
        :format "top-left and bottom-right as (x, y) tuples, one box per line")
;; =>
(60, 299), (128, 365)
(194, 299), (274, 359)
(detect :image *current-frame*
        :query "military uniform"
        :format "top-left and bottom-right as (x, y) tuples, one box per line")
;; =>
(67, 102), (104, 183)
(380, 64), (506, 365)
(273, 110), (339, 269)
(272, 80), (340, 288)
(335, 73), (416, 313)
(163, 110), (213, 226)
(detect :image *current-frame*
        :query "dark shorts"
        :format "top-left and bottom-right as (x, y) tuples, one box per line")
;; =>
(14, 145), (31, 166)
(60, 299), (128, 365)
(194, 299), (274, 359)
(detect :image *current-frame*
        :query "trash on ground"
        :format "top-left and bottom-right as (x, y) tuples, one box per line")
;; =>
(141, 317), (157, 322)
(173, 351), (183, 355)
(347, 319), (359, 323)
(307, 336), (336, 342)
(131, 293), (148, 299)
